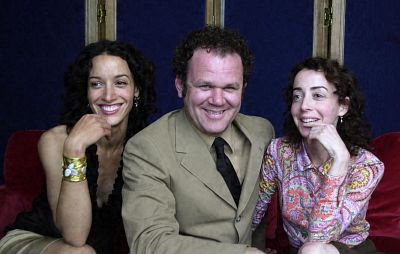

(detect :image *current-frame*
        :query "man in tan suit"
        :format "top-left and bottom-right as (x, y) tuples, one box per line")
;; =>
(122, 26), (274, 254)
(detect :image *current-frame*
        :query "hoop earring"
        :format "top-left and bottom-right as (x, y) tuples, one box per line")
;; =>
(133, 96), (140, 108)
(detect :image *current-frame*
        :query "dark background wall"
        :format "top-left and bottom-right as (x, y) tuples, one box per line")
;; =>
(117, 1), (313, 130)
(344, 1), (400, 135)
(0, 1), (85, 184)
(1, 1), (399, 184)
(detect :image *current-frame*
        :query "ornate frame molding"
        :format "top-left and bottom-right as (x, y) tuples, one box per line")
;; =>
(205, 0), (225, 27)
(85, 0), (116, 45)
(313, 0), (346, 63)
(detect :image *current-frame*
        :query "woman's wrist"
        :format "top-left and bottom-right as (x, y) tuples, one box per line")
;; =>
(63, 137), (86, 158)
(62, 155), (87, 182)
(330, 155), (350, 176)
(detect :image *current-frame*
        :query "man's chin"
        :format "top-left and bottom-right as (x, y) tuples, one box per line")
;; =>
(202, 125), (230, 136)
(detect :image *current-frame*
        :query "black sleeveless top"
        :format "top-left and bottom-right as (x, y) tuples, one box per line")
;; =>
(7, 145), (128, 254)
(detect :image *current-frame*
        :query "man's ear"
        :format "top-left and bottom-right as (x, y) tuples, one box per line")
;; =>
(175, 77), (184, 98)
(339, 96), (350, 116)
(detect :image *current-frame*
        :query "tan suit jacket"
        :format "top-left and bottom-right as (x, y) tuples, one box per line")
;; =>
(122, 110), (274, 254)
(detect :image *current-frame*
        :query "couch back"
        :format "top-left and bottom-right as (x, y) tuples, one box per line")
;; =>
(3, 130), (45, 207)
(367, 132), (400, 239)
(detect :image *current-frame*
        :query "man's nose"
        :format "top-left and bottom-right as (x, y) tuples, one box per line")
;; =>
(210, 88), (224, 105)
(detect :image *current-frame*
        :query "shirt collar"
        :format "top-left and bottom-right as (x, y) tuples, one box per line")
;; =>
(186, 118), (233, 153)
(298, 141), (332, 175)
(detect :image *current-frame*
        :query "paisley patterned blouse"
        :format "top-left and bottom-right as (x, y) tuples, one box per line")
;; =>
(252, 138), (384, 248)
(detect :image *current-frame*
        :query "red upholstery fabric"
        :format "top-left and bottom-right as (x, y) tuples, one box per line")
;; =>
(0, 130), (45, 238)
(265, 192), (290, 254)
(3, 130), (45, 197)
(0, 186), (26, 238)
(367, 132), (400, 252)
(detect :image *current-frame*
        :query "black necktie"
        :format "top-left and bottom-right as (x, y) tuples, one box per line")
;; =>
(213, 137), (241, 206)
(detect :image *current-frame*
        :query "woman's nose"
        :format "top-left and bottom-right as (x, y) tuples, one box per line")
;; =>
(103, 85), (116, 101)
(300, 96), (312, 111)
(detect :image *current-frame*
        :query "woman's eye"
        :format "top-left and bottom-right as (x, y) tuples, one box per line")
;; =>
(313, 93), (325, 99)
(90, 81), (103, 88)
(116, 81), (128, 87)
(292, 94), (302, 102)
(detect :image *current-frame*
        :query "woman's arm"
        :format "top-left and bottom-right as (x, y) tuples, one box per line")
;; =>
(308, 153), (383, 241)
(38, 114), (111, 247)
(306, 124), (384, 242)
(252, 141), (278, 230)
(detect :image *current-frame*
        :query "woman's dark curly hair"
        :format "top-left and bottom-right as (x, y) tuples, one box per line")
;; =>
(60, 40), (156, 139)
(172, 26), (253, 95)
(283, 57), (371, 156)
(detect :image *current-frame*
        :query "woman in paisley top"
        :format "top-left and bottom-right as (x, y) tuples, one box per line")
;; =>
(0, 40), (156, 253)
(252, 57), (384, 254)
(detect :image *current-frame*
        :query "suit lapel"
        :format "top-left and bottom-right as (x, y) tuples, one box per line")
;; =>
(234, 115), (265, 214)
(175, 111), (237, 208)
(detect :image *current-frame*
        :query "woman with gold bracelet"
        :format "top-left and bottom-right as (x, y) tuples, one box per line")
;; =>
(0, 40), (156, 253)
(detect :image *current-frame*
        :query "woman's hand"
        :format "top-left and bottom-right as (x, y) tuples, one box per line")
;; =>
(63, 114), (111, 157)
(244, 247), (277, 254)
(264, 248), (277, 254)
(307, 123), (350, 175)
(245, 247), (266, 254)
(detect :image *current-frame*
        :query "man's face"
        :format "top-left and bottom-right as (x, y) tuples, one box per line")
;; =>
(175, 48), (244, 136)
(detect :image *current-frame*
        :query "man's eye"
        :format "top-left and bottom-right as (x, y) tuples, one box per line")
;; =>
(199, 85), (210, 90)
(224, 86), (236, 91)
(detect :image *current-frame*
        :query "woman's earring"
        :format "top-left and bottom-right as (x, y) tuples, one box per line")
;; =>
(133, 96), (140, 108)
(340, 116), (343, 124)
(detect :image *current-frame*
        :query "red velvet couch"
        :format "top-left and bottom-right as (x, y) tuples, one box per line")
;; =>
(1, 130), (400, 253)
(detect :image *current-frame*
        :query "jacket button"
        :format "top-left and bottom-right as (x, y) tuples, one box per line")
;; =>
(235, 216), (241, 222)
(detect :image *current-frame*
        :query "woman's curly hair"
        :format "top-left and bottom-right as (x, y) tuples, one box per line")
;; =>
(283, 57), (371, 156)
(60, 40), (156, 139)
(172, 26), (253, 95)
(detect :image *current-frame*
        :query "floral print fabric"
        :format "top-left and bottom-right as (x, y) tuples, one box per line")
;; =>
(252, 138), (384, 248)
